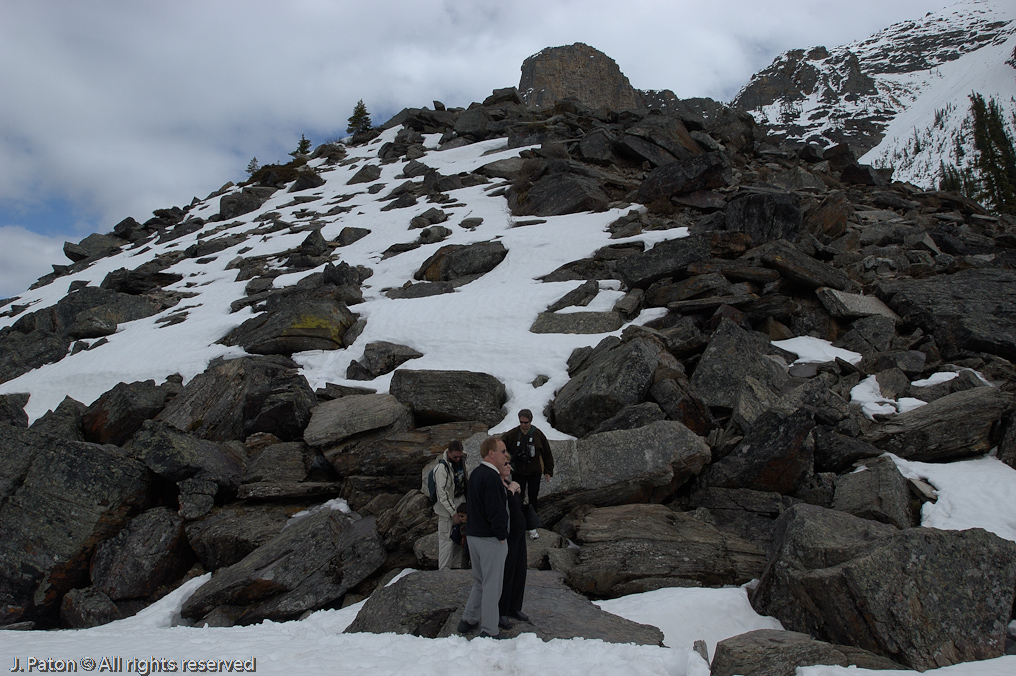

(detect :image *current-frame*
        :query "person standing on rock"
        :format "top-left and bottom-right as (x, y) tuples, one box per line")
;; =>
(433, 439), (468, 570)
(502, 409), (553, 539)
(498, 455), (529, 628)
(458, 436), (510, 639)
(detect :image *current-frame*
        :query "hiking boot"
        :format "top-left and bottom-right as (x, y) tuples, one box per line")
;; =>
(509, 610), (530, 622)
(499, 615), (513, 630)
(457, 619), (478, 634)
(479, 632), (506, 640)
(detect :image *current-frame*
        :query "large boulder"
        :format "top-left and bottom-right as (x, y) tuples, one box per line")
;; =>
(413, 241), (507, 282)
(518, 42), (640, 110)
(831, 456), (916, 529)
(0, 426), (150, 626)
(130, 420), (243, 493)
(509, 172), (611, 217)
(184, 504), (290, 571)
(345, 569), (664, 645)
(724, 192), (802, 247)
(222, 297), (357, 355)
(81, 379), (169, 446)
(689, 319), (790, 410)
(551, 336), (664, 438)
(615, 234), (712, 290)
(634, 153), (733, 204)
(181, 511), (385, 626)
(303, 394), (412, 449)
(881, 268), (1016, 361)
(347, 341), (422, 380)
(535, 420), (712, 525)
(90, 507), (192, 600)
(565, 504), (766, 597)
(63, 233), (126, 262)
(339, 422), (487, 504)
(687, 487), (798, 552)
(156, 356), (316, 442)
(751, 504), (1016, 671)
(0, 393), (29, 428)
(701, 408), (815, 495)
(389, 369), (506, 428)
(710, 629), (902, 676)
(862, 386), (1013, 462)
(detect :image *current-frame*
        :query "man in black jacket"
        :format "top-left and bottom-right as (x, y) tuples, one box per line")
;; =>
(502, 409), (553, 539)
(458, 436), (510, 639)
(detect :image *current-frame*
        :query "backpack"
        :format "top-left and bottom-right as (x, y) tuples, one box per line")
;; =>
(423, 458), (449, 505)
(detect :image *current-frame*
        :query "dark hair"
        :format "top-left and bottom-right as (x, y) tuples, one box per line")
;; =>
(448, 439), (463, 452)
(518, 409), (533, 422)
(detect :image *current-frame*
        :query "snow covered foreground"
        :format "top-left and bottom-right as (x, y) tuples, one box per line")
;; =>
(4, 453), (1016, 675)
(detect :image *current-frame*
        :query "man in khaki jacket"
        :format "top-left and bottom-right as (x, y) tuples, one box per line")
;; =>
(433, 439), (468, 569)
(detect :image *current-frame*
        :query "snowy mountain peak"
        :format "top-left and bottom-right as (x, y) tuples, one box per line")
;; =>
(733, 0), (1016, 187)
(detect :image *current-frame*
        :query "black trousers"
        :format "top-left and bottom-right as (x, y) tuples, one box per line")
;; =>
(499, 534), (527, 616)
(514, 473), (542, 511)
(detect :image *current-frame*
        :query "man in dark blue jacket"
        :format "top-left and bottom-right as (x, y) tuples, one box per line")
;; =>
(457, 436), (510, 639)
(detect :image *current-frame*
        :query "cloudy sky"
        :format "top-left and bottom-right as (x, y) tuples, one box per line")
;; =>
(0, 0), (952, 298)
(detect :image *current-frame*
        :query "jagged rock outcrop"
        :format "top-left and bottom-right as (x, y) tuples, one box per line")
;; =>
(519, 43), (640, 110)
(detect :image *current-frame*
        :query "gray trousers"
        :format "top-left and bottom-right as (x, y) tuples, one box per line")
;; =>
(463, 536), (508, 636)
(437, 515), (464, 570)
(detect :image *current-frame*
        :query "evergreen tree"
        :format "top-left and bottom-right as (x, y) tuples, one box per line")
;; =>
(346, 99), (372, 135)
(245, 157), (260, 176)
(291, 134), (311, 157)
(970, 93), (1016, 214)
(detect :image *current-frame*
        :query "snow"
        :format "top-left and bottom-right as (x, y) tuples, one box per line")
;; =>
(773, 336), (862, 365)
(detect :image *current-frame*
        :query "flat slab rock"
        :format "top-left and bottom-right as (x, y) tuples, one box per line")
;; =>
(711, 629), (902, 676)
(344, 569), (664, 645)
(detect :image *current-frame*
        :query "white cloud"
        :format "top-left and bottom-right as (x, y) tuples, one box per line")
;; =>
(0, 226), (66, 300)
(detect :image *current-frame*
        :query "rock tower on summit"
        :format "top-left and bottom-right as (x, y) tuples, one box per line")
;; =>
(519, 43), (641, 110)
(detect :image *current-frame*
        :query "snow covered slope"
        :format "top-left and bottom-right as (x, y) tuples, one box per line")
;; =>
(734, 0), (1016, 189)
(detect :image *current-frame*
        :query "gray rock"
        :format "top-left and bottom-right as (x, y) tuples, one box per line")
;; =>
(184, 504), (289, 570)
(478, 157), (525, 180)
(816, 288), (900, 322)
(838, 315), (896, 356)
(710, 629), (902, 676)
(546, 279), (599, 312)
(519, 43), (640, 110)
(375, 489), (438, 566)
(589, 402), (667, 434)
(510, 172), (610, 217)
(537, 420), (712, 525)
(389, 369), (506, 428)
(882, 268), (1016, 361)
(157, 356), (317, 442)
(909, 369), (984, 403)
(81, 379), (169, 446)
(63, 233), (127, 263)
(341, 422), (488, 503)
(688, 487), (797, 551)
(219, 188), (274, 220)
(0, 393), (29, 428)
(635, 153), (732, 203)
(0, 426), (150, 626)
(29, 396), (86, 442)
(336, 226), (370, 246)
(863, 386), (1013, 461)
(704, 408), (815, 494)
(615, 234), (712, 290)
(725, 192), (803, 247)
(130, 420), (243, 491)
(345, 569), (664, 645)
(347, 164), (382, 185)
(565, 504), (766, 597)
(222, 297), (357, 355)
(551, 336), (663, 438)
(414, 241), (507, 282)
(303, 394), (413, 449)
(751, 504), (1016, 670)
(813, 427), (882, 473)
(90, 507), (191, 600)
(689, 319), (790, 410)
(530, 311), (624, 334)
(60, 587), (121, 629)
(762, 241), (856, 291)
(349, 341), (423, 380)
(832, 456), (916, 529)
(181, 511), (385, 626)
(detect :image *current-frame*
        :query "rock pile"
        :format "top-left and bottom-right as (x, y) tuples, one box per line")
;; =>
(1, 43), (1016, 672)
